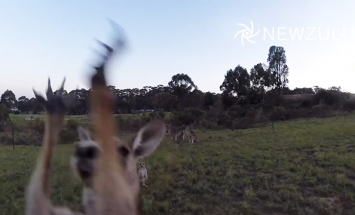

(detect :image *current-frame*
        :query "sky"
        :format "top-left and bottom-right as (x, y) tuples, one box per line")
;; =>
(1, 0), (355, 99)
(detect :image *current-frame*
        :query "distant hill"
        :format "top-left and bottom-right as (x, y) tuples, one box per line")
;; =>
(282, 93), (355, 102)
(282, 94), (314, 101)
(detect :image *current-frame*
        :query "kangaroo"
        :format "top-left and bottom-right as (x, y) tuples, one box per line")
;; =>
(166, 123), (184, 142)
(137, 159), (148, 187)
(25, 78), (81, 215)
(70, 124), (165, 214)
(87, 22), (166, 215)
(188, 129), (199, 143)
(183, 125), (199, 143)
(181, 121), (198, 143)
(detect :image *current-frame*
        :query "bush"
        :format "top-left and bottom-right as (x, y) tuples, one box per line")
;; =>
(262, 91), (284, 110)
(232, 117), (253, 129)
(171, 112), (196, 125)
(15, 133), (40, 146)
(237, 96), (248, 106)
(228, 105), (248, 118)
(270, 106), (290, 121)
(292, 108), (312, 119)
(200, 118), (211, 129)
(312, 104), (330, 111)
(217, 113), (233, 128)
(300, 99), (313, 108)
(170, 108), (205, 126)
(0, 135), (11, 145)
(343, 101), (355, 112)
(310, 105), (335, 118)
(27, 118), (45, 135)
(60, 119), (80, 144)
(157, 111), (166, 119)
(115, 115), (146, 131)
(253, 108), (268, 124)
(185, 108), (205, 119)
(66, 119), (79, 130)
(312, 90), (347, 106)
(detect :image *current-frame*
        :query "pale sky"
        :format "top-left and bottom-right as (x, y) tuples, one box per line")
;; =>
(1, 1), (355, 99)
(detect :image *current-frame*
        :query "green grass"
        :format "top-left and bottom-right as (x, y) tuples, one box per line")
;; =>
(1, 115), (355, 214)
(9, 114), (89, 126)
(9, 112), (171, 125)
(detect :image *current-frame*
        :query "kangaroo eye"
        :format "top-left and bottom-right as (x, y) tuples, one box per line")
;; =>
(118, 146), (130, 157)
(86, 146), (98, 159)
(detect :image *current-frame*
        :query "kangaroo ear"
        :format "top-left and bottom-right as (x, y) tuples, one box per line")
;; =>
(78, 126), (92, 141)
(130, 120), (166, 158)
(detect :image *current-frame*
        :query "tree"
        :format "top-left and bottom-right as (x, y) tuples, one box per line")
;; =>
(220, 91), (235, 110)
(291, 87), (315, 94)
(0, 103), (9, 126)
(0, 90), (17, 110)
(250, 63), (271, 91)
(17, 96), (30, 113)
(28, 97), (43, 114)
(220, 65), (251, 98)
(152, 85), (177, 112)
(248, 87), (265, 105)
(186, 89), (204, 109)
(168, 73), (198, 110)
(168, 73), (197, 98)
(328, 86), (342, 92)
(267, 46), (289, 94)
(313, 86), (323, 94)
(73, 89), (89, 115)
(203, 92), (216, 109)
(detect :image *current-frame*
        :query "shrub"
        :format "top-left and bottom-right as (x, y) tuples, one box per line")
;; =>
(270, 106), (289, 121)
(60, 119), (80, 144)
(300, 99), (313, 108)
(343, 101), (355, 112)
(185, 108), (205, 119)
(27, 118), (45, 135)
(0, 135), (10, 145)
(228, 105), (248, 118)
(170, 108), (205, 126)
(310, 105), (335, 118)
(115, 115), (146, 131)
(200, 118), (211, 129)
(312, 104), (330, 111)
(66, 119), (79, 130)
(217, 113), (233, 128)
(292, 108), (311, 119)
(312, 89), (347, 106)
(232, 117), (254, 129)
(157, 111), (166, 119)
(248, 108), (268, 124)
(15, 132), (40, 146)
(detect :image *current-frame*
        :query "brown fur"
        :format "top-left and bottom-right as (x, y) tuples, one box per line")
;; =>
(71, 123), (165, 214)
(89, 41), (137, 214)
(88, 28), (166, 215)
(25, 78), (81, 215)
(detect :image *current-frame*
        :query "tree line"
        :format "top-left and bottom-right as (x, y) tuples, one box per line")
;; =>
(0, 45), (352, 117)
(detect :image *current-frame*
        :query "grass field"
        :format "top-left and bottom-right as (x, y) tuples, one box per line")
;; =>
(9, 114), (89, 126)
(1, 115), (355, 214)
(8, 112), (171, 126)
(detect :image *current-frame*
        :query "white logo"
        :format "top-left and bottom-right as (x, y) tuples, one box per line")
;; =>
(234, 21), (260, 46)
(235, 21), (354, 45)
